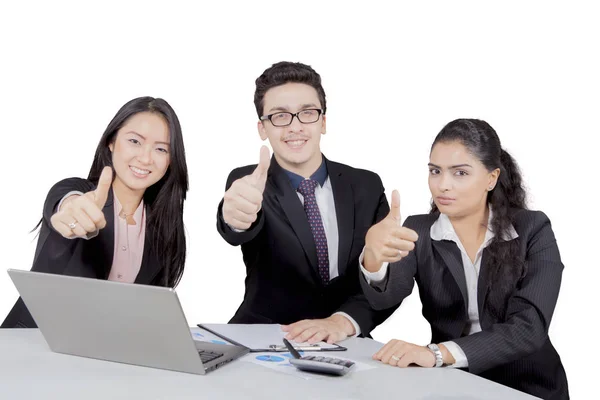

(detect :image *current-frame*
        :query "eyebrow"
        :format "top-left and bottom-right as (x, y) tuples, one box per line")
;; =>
(125, 131), (170, 146)
(267, 103), (320, 113)
(428, 163), (473, 169)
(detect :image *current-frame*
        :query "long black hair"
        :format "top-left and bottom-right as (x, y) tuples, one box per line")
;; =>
(89, 96), (189, 287)
(430, 119), (527, 318)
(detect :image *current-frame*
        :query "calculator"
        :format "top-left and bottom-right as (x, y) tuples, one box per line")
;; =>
(282, 338), (355, 376)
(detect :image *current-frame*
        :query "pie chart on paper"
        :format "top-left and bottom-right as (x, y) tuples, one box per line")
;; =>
(255, 355), (285, 362)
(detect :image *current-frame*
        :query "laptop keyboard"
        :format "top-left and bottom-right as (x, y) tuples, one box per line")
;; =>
(198, 350), (223, 363)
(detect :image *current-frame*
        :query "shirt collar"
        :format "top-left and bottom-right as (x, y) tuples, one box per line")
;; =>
(284, 158), (328, 190)
(113, 190), (145, 231)
(430, 208), (518, 244)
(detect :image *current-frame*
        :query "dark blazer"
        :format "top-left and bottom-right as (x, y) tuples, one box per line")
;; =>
(217, 156), (397, 336)
(361, 210), (569, 400)
(2, 178), (164, 328)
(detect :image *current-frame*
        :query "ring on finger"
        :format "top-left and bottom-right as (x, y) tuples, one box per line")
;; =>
(68, 221), (78, 229)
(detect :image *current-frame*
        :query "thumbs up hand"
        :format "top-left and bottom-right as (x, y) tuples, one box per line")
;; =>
(50, 166), (113, 239)
(90, 166), (112, 208)
(223, 146), (270, 230)
(363, 190), (419, 272)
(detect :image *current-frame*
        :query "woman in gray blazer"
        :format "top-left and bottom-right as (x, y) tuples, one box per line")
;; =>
(361, 119), (568, 399)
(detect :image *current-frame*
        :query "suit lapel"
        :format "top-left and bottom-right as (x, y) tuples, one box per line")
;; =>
(432, 240), (469, 309)
(326, 159), (354, 276)
(477, 249), (492, 318)
(98, 190), (115, 279)
(477, 238), (519, 316)
(270, 160), (319, 272)
(134, 225), (162, 285)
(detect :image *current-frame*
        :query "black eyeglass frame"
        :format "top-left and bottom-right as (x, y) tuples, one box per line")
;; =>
(259, 109), (324, 127)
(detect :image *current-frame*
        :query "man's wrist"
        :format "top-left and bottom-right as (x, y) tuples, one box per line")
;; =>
(363, 248), (383, 272)
(328, 314), (356, 336)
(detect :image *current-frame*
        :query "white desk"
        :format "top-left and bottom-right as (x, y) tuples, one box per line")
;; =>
(0, 329), (538, 399)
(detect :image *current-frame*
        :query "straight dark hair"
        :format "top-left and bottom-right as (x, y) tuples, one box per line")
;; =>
(254, 61), (327, 118)
(430, 118), (527, 318)
(89, 96), (189, 287)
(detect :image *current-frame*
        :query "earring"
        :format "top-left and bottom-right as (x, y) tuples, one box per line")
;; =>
(488, 185), (494, 191)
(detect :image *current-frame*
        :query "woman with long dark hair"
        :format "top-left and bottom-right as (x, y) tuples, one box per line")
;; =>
(2, 96), (189, 328)
(360, 119), (568, 399)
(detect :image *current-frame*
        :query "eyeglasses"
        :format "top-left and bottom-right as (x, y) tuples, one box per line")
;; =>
(260, 109), (323, 127)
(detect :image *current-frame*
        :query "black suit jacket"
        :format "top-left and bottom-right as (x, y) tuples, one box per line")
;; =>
(217, 156), (397, 336)
(361, 210), (569, 400)
(2, 178), (164, 328)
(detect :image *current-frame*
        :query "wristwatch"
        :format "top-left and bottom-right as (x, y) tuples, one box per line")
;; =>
(427, 343), (443, 367)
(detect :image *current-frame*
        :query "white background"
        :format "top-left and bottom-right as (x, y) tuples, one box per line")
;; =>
(0, 1), (597, 397)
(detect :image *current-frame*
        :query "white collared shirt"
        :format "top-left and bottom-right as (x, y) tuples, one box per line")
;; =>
(360, 209), (518, 368)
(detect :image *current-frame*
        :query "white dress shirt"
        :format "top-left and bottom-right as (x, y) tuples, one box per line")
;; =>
(360, 209), (518, 367)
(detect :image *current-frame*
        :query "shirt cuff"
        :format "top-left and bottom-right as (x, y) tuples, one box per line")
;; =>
(332, 312), (361, 337)
(358, 247), (389, 285)
(440, 341), (469, 368)
(56, 191), (84, 212)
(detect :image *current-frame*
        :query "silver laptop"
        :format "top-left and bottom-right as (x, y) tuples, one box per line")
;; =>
(7, 269), (249, 374)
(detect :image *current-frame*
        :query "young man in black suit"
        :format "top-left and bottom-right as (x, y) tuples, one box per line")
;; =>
(216, 61), (397, 343)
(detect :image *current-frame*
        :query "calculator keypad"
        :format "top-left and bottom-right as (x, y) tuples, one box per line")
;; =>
(302, 355), (355, 368)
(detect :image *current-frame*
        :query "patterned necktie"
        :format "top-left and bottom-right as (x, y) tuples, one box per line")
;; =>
(297, 179), (329, 284)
